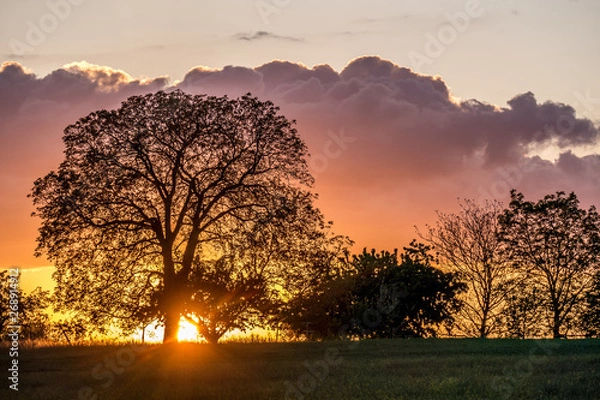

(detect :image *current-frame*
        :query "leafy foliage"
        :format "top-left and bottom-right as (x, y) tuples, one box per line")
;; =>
(19, 287), (51, 341)
(283, 242), (464, 339)
(499, 190), (600, 338)
(581, 271), (600, 337)
(31, 90), (323, 343)
(0, 270), (52, 342)
(499, 282), (546, 338)
(48, 318), (89, 344)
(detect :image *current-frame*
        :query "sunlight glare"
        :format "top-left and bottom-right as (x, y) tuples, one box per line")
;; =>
(177, 318), (201, 342)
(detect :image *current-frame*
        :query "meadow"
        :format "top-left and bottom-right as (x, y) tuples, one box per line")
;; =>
(6, 339), (600, 400)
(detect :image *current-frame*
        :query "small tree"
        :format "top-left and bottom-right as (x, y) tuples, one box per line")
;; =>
(49, 318), (89, 345)
(499, 190), (600, 338)
(20, 287), (51, 341)
(421, 199), (515, 337)
(500, 281), (545, 338)
(183, 256), (276, 344)
(353, 243), (465, 338)
(0, 270), (16, 334)
(0, 270), (51, 343)
(275, 232), (354, 340)
(581, 271), (600, 338)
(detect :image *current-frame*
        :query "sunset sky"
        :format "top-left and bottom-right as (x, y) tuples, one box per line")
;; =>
(1, 0), (599, 292)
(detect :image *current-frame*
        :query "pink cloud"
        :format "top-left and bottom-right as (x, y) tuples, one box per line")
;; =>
(1, 57), (599, 268)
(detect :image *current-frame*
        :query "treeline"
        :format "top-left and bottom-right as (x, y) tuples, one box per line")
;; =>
(20, 92), (599, 344)
(4, 190), (599, 344)
(282, 242), (464, 340)
(283, 190), (600, 340)
(0, 278), (91, 344)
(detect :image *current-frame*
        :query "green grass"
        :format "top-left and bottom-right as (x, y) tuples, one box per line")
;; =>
(3, 339), (600, 399)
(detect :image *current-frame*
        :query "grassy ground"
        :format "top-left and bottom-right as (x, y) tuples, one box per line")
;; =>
(2, 339), (599, 399)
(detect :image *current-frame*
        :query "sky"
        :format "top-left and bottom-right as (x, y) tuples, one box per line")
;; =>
(1, 0), (599, 293)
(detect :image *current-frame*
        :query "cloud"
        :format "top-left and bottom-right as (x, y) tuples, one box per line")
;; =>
(174, 55), (600, 248)
(175, 55), (598, 177)
(0, 60), (168, 120)
(178, 65), (263, 97)
(1, 56), (599, 267)
(0, 60), (169, 268)
(234, 31), (303, 42)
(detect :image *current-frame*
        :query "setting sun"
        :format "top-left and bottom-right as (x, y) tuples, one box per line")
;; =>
(177, 318), (202, 342)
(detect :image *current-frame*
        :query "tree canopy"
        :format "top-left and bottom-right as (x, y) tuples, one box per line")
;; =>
(283, 242), (465, 339)
(31, 90), (325, 343)
(499, 190), (600, 338)
(422, 199), (514, 338)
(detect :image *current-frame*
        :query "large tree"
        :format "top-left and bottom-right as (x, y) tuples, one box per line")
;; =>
(31, 90), (321, 343)
(421, 199), (515, 338)
(499, 190), (600, 338)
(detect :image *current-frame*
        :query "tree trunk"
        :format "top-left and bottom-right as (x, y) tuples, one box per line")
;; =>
(162, 278), (184, 344)
(163, 308), (181, 344)
(479, 309), (488, 338)
(552, 310), (562, 339)
(552, 323), (562, 339)
(206, 332), (220, 345)
(162, 252), (184, 344)
(205, 319), (222, 345)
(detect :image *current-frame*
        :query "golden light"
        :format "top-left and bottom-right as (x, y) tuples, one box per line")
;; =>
(177, 318), (202, 342)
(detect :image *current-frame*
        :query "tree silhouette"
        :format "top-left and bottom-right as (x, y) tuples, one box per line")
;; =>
(421, 199), (515, 338)
(0, 270), (52, 342)
(500, 281), (545, 338)
(31, 90), (321, 343)
(284, 242), (464, 339)
(0, 270), (16, 334)
(499, 190), (600, 338)
(178, 213), (347, 343)
(581, 271), (600, 338)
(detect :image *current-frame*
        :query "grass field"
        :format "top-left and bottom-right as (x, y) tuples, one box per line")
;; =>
(4, 339), (600, 399)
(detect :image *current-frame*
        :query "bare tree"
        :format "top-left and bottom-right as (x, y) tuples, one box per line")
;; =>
(31, 90), (323, 343)
(420, 199), (514, 337)
(499, 190), (600, 338)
